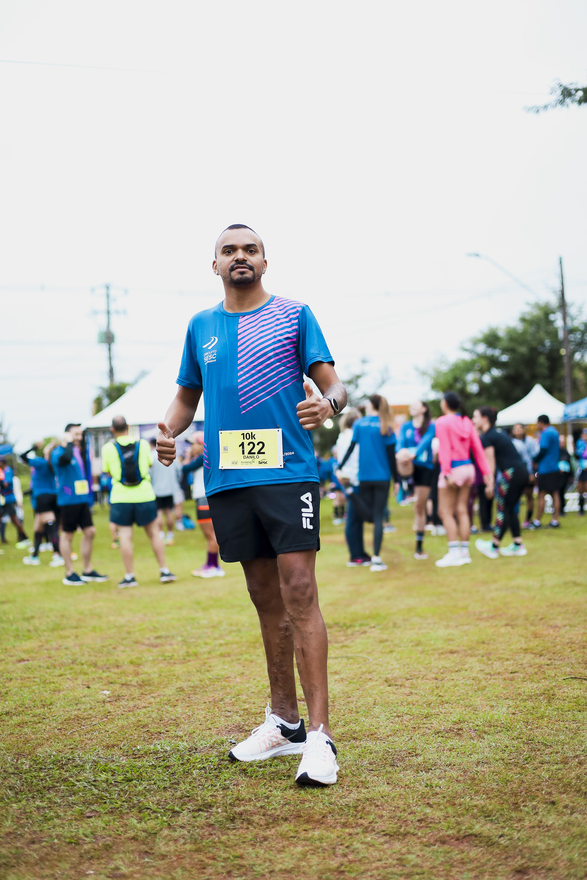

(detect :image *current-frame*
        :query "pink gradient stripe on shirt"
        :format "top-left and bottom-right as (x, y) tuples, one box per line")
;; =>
(237, 297), (304, 414)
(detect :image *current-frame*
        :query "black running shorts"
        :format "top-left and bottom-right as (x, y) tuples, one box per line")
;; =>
(35, 493), (58, 516)
(413, 465), (434, 488)
(207, 482), (321, 562)
(155, 494), (174, 510)
(60, 503), (93, 533)
(537, 472), (560, 494)
(110, 500), (157, 527)
(579, 469), (587, 484)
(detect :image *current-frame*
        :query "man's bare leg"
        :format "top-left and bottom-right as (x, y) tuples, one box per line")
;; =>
(60, 531), (75, 574)
(536, 490), (546, 522)
(277, 550), (330, 736)
(241, 557), (299, 725)
(144, 519), (166, 568)
(80, 526), (96, 572)
(118, 526), (134, 573)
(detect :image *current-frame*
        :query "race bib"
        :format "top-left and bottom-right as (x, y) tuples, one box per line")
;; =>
(74, 479), (89, 495)
(219, 429), (283, 469)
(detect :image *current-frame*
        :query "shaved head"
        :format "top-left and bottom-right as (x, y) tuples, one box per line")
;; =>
(111, 415), (128, 433)
(215, 224), (265, 258)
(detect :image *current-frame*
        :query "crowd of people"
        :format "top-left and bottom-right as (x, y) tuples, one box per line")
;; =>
(0, 416), (223, 588)
(317, 391), (585, 569)
(2, 399), (584, 581)
(3, 223), (586, 791)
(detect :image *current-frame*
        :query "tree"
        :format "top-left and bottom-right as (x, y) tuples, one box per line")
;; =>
(422, 300), (587, 413)
(312, 359), (390, 456)
(92, 381), (132, 416)
(526, 81), (587, 113)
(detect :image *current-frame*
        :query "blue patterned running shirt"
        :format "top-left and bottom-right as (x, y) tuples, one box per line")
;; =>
(177, 295), (334, 496)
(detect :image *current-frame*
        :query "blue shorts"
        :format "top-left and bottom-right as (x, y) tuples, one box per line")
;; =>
(110, 500), (157, 527)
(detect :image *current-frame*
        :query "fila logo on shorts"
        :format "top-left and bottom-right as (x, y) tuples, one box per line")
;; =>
(300, 492), (314, 529)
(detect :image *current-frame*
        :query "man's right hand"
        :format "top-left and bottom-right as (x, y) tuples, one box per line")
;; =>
(157, 422), (176, 466)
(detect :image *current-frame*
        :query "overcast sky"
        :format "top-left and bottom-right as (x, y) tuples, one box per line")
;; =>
(1, 0), (586, 445)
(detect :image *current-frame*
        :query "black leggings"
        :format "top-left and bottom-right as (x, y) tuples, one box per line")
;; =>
(494, 467), (528, 541)
(356, 480), (391, 556)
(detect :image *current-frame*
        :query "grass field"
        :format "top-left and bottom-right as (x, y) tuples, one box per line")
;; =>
(1, 497), (586, 880)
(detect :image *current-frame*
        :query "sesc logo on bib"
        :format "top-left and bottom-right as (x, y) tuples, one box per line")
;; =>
(301, 492), (314, 529)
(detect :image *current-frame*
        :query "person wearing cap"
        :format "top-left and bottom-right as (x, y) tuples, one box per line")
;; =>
(101, 415), (176, 588)
(182, 432), (224, 577)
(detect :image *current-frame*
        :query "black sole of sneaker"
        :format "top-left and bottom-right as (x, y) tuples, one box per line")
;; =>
(295, 772), (328, 787)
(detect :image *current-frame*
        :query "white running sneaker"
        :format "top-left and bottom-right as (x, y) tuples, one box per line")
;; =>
(229, 706), (306, 762)
(23, 555), (40, 566)
(435, 551), (466, 568)
(49, 554), (65, 567)
(460, 550), (472, 564)
(370, 555), (388, 572)
(500, 542), (528, 557)
(295, 724), (339, 786)
(414, 552), (428, 560)
(475, 539), (499, 560)
(39, 542), (53, 553)
(192, 564), (225, 578)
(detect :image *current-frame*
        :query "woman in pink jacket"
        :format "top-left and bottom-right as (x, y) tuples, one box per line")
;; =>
(434, 392), (494, 568)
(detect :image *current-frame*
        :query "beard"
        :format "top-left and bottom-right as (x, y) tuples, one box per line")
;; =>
(227, 264), (259, 286)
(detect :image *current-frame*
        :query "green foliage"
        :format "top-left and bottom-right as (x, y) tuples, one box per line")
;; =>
(342, 358), (390, 408)
(93, 382), (132, 415)
(526, 81), (587, 113)
(422, 300), (587, 413)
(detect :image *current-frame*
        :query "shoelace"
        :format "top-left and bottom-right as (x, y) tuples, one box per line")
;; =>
(302, 724), (333, 762)
(247, 706), (288, 749)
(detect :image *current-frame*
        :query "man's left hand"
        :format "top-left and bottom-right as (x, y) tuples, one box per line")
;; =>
(297, 382), (332, 431)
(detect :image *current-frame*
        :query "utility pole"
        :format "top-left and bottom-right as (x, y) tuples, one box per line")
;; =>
(93, 284), (125, 386)
(105, 283), (115, 384)
(559, 256), (573, 437)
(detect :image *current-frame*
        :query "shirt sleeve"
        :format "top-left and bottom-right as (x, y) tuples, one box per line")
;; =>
(434, 417), (452, 475)
(101, 442), (114, 475)
(177, 317), (203, 389)
(297, 306), (334, 374)
(480, 432), (491, 449)
(469, 423), (491, 475)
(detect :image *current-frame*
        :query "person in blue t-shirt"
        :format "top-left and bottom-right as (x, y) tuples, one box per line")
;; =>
(338, 393), (397, 570)
(20, 440), (63, 566)
(530, 415), (562, 529)
(51, 423), (108, 586)
(156, 224), (346, 787)
(575, 427), (587, 516)
(396, 401), (435, 560)
(0, 457), (29, 546)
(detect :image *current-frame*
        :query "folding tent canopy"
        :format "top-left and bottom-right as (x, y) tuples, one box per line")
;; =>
(496, 384), (565, 427)
(85, 356), (205, 472)
(563, 397), (587, 421)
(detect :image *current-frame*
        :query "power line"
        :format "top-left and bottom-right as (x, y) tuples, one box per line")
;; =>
(0, 58), (160, 73)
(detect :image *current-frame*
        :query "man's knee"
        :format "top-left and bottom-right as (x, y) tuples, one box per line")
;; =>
(281, 572), (318, 620)
(83, 526), (96, 539)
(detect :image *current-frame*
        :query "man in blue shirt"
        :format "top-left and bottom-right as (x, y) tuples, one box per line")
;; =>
(157, 224), (347, 787)
(51, 424), (108, 585)
(530, 414), (562, 529)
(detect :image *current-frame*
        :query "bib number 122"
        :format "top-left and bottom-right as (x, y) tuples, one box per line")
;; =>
(239, 432), (265, 456)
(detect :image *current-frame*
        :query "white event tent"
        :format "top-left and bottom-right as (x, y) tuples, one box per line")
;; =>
(496, 384), (565, 427)
(85, 356), (205, 471)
